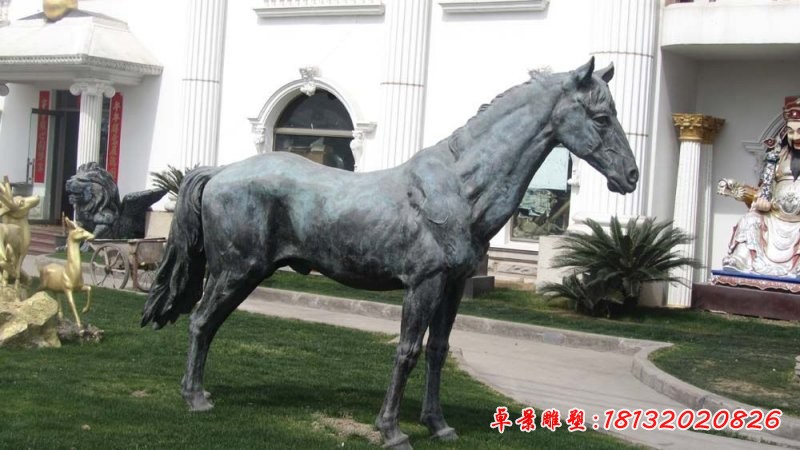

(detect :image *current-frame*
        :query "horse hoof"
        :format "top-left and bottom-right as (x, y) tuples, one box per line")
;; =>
(382, 435), (412, 450)
(431, 427), (458, 442)
(184, 392), (214, 412)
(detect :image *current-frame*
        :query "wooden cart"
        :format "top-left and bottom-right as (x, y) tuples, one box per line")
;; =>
(89, 238), (166, 292)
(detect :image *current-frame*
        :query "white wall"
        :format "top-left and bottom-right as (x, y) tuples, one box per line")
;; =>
(424, 1), (593, 148)
(218, 7), (385, 165)
(696, 60), (800, 269)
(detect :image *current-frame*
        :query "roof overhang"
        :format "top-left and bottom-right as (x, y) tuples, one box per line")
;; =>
(0, 9), (162, 86)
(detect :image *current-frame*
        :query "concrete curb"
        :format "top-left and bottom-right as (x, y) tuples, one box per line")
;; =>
(255, 286), (800, 446)
(255, 287), (666, 355)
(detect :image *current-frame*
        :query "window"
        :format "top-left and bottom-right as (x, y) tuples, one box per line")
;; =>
(274, 90), (355, 171)
(510, 147), (572, 241)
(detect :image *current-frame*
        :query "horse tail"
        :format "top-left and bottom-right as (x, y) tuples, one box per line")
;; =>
(141, 166), (222, 329)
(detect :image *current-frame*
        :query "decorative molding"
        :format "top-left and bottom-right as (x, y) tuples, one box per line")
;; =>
(69, 79), (116, 98)
(743, 112), (785, 176)
(744, 112), (784, 153)
(254, 0), (385, 18)
(0, 54), (163, 76)
(249, 75), (372, 161)
(351, 122), (377, 170)
(439, 0), (549, 14)
(299, 66), (320, 96)
(713, 273), (800, 294)
(672, 113), (725, 144)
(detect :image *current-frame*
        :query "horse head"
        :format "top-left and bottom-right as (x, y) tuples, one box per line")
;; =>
(552, 57), (639, 194)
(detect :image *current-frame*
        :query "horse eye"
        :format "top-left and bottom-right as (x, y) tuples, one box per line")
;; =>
(593, 115), (611, 126)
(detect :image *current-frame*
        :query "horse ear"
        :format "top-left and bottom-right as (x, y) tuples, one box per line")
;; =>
(572, 56), (595, 88)
(595, 62), (614, 83)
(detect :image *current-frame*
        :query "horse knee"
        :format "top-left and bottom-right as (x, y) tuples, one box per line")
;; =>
(395, 342), (423, 369)
(426, 341), (448, 358)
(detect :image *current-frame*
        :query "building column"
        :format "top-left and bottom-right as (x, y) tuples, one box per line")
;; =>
(178, 0), (228, 168)
(69, 79), (116, 167)
(570, 0), (658, 226)
(372, 0), (432, 170)
(666, 114), (724, 307)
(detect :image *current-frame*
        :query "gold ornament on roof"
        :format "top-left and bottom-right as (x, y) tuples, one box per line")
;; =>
(43, 0), (77, 22)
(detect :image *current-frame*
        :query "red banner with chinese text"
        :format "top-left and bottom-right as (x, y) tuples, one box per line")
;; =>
(106, 93), (123, 181)
(33, 91), (50, 183)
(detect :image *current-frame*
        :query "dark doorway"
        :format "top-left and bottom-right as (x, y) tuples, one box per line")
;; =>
(51, 109), (79, 221)
(46, 90), (81, 222)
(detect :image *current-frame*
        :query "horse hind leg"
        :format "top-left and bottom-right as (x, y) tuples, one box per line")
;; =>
(181, 268), (266, 411)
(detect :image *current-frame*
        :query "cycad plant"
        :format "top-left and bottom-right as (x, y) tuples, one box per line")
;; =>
(539, 216), (701, 317)
(150, 165), (192, 198)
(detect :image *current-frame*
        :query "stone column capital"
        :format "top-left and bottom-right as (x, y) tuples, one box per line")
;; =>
(69, 79), (116, 98)
(672, 114), (725, 145)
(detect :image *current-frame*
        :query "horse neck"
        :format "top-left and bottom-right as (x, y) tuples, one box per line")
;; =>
(452, 77), (561, 241)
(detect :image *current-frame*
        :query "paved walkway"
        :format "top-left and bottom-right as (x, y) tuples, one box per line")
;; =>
(240, 287), (800, 450)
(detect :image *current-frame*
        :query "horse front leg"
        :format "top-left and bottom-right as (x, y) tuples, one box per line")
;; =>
(420, 279), (464, 441)
(182, 270), (261, 411)
(376, 274), (445, 450)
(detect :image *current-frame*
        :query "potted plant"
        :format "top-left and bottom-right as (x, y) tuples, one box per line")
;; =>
(539, 216), (701, 317)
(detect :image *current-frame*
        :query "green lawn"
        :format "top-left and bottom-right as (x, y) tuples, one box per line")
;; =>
(0, 287), (631, 449)
(261, 270), (800, 417)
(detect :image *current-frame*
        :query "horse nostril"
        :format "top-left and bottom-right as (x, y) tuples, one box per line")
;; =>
(628, 168), (639, 183)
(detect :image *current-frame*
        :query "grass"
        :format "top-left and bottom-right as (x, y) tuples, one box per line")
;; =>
(0, 287), (631, 449)
(261, 270), (800, 417)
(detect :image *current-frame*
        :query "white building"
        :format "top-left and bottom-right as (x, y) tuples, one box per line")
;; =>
(0, 0), (798, 306)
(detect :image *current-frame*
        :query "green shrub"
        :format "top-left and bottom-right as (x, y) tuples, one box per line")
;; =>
(539, 216), (701, 317)
(150, 165), (193, 197)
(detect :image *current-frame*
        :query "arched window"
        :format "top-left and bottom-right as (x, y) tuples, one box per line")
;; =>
(274, 89), (355, 171)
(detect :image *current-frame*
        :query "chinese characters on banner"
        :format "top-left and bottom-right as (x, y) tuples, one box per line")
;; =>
(33, 91), (50, 183)
(106, 93), (123, 181)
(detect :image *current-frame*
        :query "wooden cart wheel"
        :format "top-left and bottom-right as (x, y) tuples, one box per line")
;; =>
(133, 262), (158, 293)
(90, 244), (130, 289)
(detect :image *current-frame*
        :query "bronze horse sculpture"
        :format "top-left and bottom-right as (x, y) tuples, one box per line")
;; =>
(142, 57), (638, 449)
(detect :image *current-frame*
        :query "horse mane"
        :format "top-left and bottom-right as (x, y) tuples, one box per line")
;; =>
(446, 72), (561, 158)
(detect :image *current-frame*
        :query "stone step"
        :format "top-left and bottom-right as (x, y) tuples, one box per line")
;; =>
(27, 225), (64, 256)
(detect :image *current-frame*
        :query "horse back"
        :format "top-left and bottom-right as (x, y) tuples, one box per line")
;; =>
(202, 151), (478, 285)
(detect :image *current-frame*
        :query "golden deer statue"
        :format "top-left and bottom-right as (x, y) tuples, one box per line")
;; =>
(38, 217), (94, 327)
(0, 177), (40, 288)
(0, 228), (20, 288)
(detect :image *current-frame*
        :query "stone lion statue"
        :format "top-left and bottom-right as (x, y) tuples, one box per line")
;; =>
(66, 162), (167, 239)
